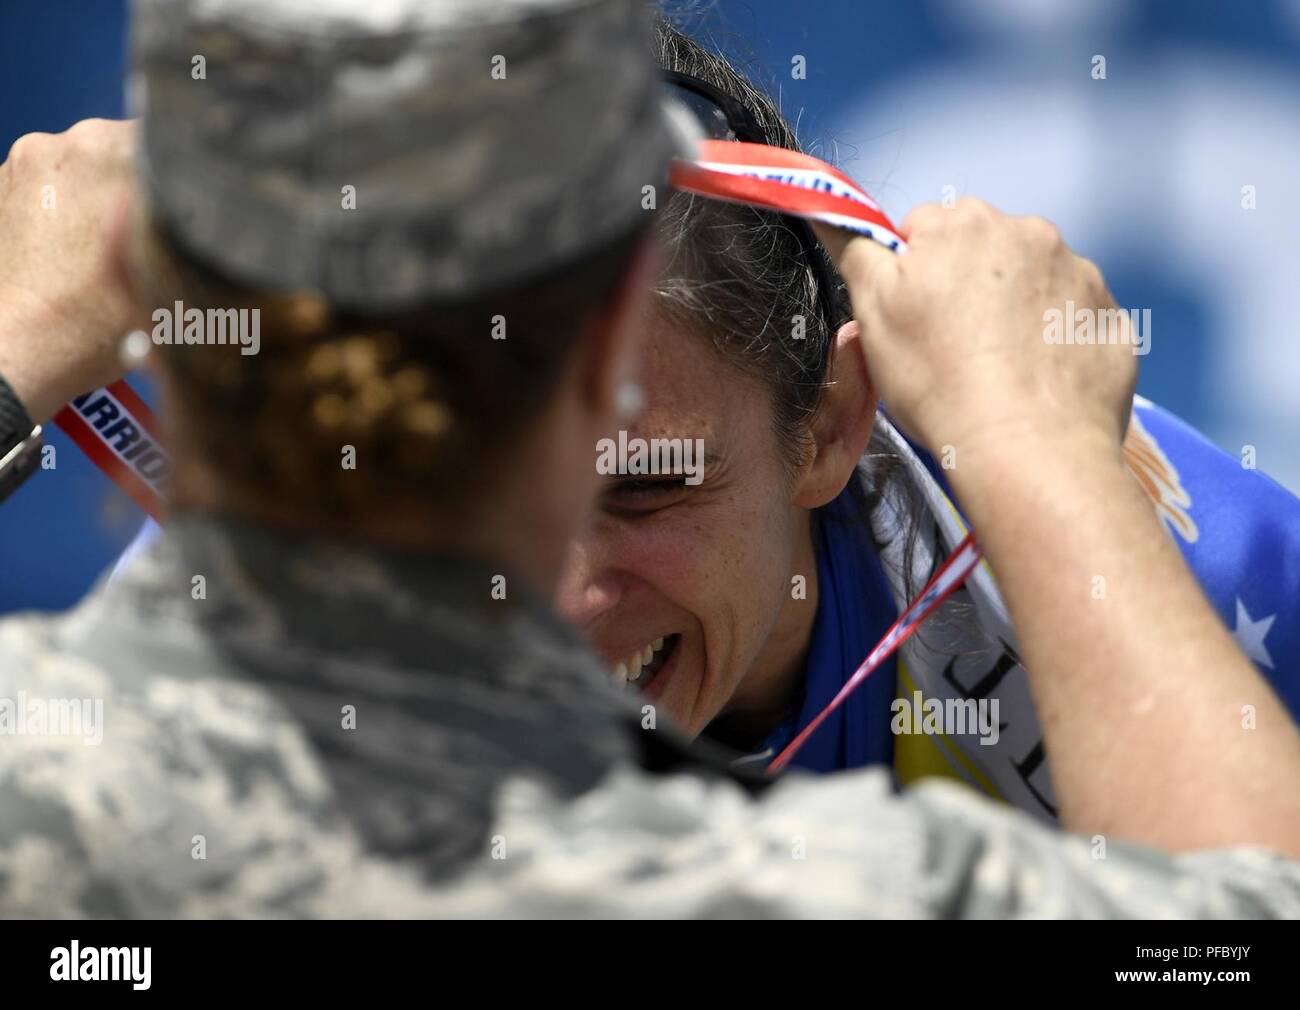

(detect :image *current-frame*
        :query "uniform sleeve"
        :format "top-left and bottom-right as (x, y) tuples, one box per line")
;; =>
(443, 766), (1300, 918)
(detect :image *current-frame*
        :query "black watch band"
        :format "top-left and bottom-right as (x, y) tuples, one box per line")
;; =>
(0, 373), (43, 502)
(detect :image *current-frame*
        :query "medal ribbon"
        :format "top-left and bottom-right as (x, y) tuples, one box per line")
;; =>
(61, 141), (982, 769)
(672, 140), (984, 772)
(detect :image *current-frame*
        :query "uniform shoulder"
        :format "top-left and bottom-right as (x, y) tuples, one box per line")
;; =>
(0, 607), (357, 917)
(423, 764), (1300, 919)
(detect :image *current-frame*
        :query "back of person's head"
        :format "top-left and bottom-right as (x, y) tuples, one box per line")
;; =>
(120, 0), (686, 564)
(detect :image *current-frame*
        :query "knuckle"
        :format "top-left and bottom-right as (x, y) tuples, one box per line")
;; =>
(1023, 215), (1063, 246)
(901, 201), (946, 235)
(65, 119), (95, 143)
(1077, 255), (1105, 289)
(65, 118), (110, 152)
(6, 131), (49, 167)
(955, 195), (994, 218)
(67, 117), (113, 142)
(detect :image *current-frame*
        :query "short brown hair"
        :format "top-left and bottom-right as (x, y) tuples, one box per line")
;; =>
(130, 209), (649, 523)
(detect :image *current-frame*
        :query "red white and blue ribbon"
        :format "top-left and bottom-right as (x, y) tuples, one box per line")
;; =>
(669, 140), (907, 252)
(55, 380), (167, 522)
(671, 140), (985, 772)
(766, 532), (983, 774)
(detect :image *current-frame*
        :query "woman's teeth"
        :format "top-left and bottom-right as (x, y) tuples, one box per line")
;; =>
(611, 636), (668, 689)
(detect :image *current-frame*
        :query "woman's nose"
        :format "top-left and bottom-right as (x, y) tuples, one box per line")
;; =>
(554, 543), (624, 630)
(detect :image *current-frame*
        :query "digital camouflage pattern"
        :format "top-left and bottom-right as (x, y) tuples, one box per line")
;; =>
(131, 0), (687, 309)
(4, 0), (1298, 920)
(0, 514), (1298, 919)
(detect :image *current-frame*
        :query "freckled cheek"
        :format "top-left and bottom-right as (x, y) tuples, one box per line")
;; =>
(686, 516), (783, 675)
(722, 500), (800, 653)
(610, 522), (712, 617)
(612, 507), (790, 686)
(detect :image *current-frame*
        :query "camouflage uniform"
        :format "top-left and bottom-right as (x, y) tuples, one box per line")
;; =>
(131, 0), (689, 309)
(3, 0), (1299, 917)
(1, 514), (1298, 918)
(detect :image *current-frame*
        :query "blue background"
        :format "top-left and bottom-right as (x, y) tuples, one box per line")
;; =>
(2, 0), (1298, 613)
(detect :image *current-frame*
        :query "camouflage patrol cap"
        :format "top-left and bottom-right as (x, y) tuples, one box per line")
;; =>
(129, 0), (696, 309)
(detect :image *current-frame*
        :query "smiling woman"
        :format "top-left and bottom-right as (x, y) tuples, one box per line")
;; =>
(557, 17), (926, 758)
(553, 18), (1300, 818)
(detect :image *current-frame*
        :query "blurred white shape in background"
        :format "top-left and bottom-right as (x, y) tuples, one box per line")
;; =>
(935, 0), (1129, 37)
(835, 2), (1300, 492)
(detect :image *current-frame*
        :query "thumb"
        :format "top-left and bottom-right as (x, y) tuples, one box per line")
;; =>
(810, 221), (899, 310)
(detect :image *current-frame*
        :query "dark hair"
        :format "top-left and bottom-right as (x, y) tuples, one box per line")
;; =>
(652, 18), (926, 593)
(653, 21), (838, 475)
(133, 212), (649, 522)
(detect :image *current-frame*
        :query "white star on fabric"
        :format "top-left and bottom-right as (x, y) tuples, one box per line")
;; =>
(1232, 598), (1276, 671)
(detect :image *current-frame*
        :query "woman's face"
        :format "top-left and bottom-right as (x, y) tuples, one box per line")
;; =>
(554, 309), (818, 738)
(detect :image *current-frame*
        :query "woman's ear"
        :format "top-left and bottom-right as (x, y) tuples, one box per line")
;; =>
(791, 320), (879, 509)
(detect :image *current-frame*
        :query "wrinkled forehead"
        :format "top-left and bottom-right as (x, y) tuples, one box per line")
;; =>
(625, 306), (777, 457)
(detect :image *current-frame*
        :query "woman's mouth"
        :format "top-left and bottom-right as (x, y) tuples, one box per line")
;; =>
(609, 633), (680, 694)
